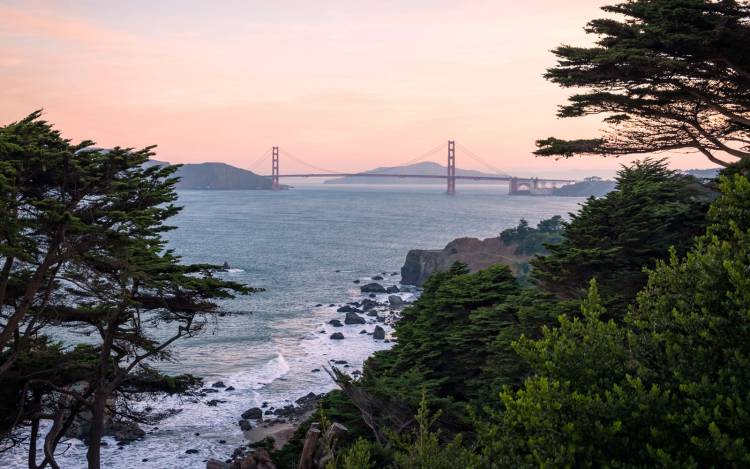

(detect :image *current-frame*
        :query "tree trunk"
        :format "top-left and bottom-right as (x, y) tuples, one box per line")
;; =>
(86, 387), (108, 469)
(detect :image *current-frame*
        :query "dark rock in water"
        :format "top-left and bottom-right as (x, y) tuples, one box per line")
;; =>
(295, 392), (319, 407)
(315, 303), (323, 307)
(273, 404), (296, 417)
(241, 407), (263, 420)
(262, 402), (269, 408)
(337, 305), (361, 313)
(330, 332), (345, 340)
(219, 440), (226, 444)
(366, 311), (378, 317)
(201, 388), (219, 394)
(238, 419), (252, 431)
(334, 360), (348, 364)
(369, 293), (376, 298)
(352, 370), (362, 376)
(222, 261), (230, 270)
(108, 420), (146, 443)
(206, 399), (226, 406)
(388, 295), (404, 306)
(360, 329), (368, 334)
(225, 386), (235, 391)
(329, 303), (335, 307)
(371, 275), (384, 280)
(335, 269), (341, 272)
(373, 325), (386, 340)
(391, 272), (399, 276)
(360, 282), (386, 293)
(384, 339), (391, 343)
(344, 312), (366, 325)
(386, 285), (400, 294)
(212, 381), (226, 388)
(353, 279), (360, 284)
(311, 368), (321, 372)
(185, 449), (199, 454)
(360, 298), (379, 311)
(328, 319), (343, 327)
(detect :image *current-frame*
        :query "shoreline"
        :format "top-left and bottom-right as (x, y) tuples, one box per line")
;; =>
(225, 275), (415, 462)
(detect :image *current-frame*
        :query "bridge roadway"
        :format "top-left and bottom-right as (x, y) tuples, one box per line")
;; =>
(261, 173), (575, 183)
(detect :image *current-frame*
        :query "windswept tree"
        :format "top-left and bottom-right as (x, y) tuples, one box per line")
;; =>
(535, 0), (750, 167)
(0, 113), (254, 469)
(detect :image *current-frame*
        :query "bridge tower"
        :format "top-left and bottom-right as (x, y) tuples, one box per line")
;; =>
(447, 140), (456, 195)
(509, 177), (519, 195)
(271, 146), (280, 190)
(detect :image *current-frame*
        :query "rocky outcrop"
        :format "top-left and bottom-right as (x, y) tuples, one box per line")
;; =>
(400, 236), (526, 286)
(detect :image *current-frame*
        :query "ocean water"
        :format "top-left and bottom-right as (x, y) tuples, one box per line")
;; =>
(2, 184), (584, 468)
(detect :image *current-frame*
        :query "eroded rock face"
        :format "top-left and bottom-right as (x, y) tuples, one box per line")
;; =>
(400, 236), (525, 286)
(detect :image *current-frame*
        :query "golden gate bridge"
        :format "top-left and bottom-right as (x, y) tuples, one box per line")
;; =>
(248, 141), (575, 195)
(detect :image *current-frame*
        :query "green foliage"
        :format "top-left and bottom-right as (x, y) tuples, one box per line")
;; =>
(330, 438), (375, 469)
(499, 216), (564, 256)
(484, 175), (750, 467)
(531, 158), (711, 316)
(389, 392), (479, 469)
(534, 0), (750, 167)
(363, 263), (520, 412)
(0, 112), (255, 466)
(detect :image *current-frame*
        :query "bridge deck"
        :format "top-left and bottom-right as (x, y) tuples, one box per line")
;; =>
(259, 173), (574, 183)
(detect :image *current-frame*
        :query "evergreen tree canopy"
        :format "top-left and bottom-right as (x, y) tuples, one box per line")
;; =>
(535, 0), (750, 167)
(485, 174), (750, 468)
(531, 158), (711, 315)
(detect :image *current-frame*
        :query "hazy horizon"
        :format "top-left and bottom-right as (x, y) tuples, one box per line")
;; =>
(0, 1), (722, 179)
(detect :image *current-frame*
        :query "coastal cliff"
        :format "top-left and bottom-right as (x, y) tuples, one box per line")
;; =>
(400, 237), (526, 286)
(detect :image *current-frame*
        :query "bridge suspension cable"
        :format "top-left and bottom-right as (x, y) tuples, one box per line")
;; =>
(278, 148), (339, 174)
(389, 141), (447, 168)
(455, 143), (507, 176)
(246, 148), (273, 172)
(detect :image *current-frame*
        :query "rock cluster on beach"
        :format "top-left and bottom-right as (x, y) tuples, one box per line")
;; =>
(208, 270), (419, 467)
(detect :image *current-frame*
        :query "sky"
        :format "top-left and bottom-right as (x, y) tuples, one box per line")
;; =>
(0, 0), (719, 179)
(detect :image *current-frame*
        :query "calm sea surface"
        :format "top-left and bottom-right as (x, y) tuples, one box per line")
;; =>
(3, 184), (584, 468)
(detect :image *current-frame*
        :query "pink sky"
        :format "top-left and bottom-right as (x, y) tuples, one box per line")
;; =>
(0, 1), (719, 178)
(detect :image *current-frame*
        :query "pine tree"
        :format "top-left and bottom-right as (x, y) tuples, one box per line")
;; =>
(535, 0), (750, 167)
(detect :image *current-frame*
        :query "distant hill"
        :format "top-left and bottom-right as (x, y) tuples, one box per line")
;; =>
(147, 160), (286, 190)
(683, 168), (720, 179)
(323, 161), (509, 184)
(552, 179), (617, 197)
